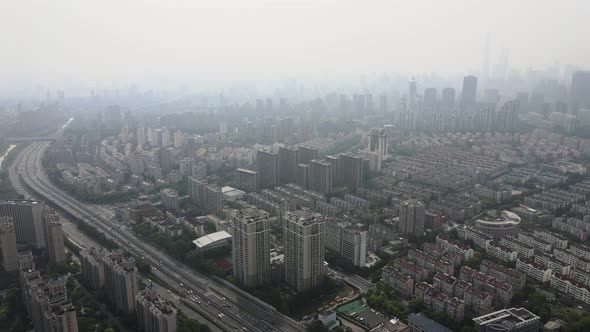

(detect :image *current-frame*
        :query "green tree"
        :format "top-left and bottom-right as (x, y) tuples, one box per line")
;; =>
(136, 257), (151, 274)
(408, 299), (425, 313)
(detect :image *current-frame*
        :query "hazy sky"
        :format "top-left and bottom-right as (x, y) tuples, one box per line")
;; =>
(1, 0), (589, 84)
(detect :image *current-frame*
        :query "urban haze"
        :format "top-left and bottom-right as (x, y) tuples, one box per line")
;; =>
(1, 1), (590, 332)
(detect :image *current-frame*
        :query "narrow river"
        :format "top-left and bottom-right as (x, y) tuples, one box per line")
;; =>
(62, 117), (74, 129)
(0, 144), (16, 182)
(0, 144), (16, 170)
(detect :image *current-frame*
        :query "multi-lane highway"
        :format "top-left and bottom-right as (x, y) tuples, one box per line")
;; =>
(53, 210), (221, 331)
(9, 143), (223, 331)
(12, 141), (305, 332)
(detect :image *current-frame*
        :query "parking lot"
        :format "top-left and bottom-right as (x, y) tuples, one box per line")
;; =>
(357, 307), (389, 329)
(337, 300), (389, 330)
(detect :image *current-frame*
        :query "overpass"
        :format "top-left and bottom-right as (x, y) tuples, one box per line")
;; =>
(6, 137), (56, 143)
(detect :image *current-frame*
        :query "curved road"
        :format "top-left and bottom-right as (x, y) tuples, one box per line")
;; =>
(13, 142), (304, 332)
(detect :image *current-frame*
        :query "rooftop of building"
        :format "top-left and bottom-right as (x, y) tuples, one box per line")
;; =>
(192, 231), (232, 249)
(408, 313), (453, 332)
(160, 188), (178, 196)
(473, 307), (539, 326)
(517, 256), (549, 270)
(0, 199), (43, 205)
(236, 168), (257, 174)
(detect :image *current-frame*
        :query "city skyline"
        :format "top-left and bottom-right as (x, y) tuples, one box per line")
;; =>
(1, 1), (589, 94)
(3, 2), (590, 332)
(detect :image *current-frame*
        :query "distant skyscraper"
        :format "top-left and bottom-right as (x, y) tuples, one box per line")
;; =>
(423, 88), (437, 109)
(278, 117), (295, 141)
(461, 75), (478, 108)
(368, 128), (388, 159)
(147, 128), (162, 147)
(516, 92), (529, 113)
(366, 93), (374, 113)
(353, 94), (365, 113)
(235, 169), (258, 192)
(379, 93), (388, 114)
(155, 148), (173, 174)
(0, 200), (46, 249)
(484, 89), (501, 104)
(279, 146), (299, 184)
(161, 128), (171, 147)
(442, 88), (456, 109)
(174, 130), (186, 148)
(160, 188), (180, 211)
(495, 100), (520, 131)
(104, 105), (122, 128)
(298, 146), (319, 165)
(137, 127), (146, 148)
(256, 99), (264, 111)
(179, 158), (194, 177)
(340, 154), (364, 189)
(43, 210), (66, 266)
(399, 200), (425, 236)
(256, 150), (278, 189)
(571, 70), (590, 113)
(284, 210), (325, 292)
(325, 155), (341, 187)
(191, 161), (207, 180)
(0, 217), (18, 271)
(494, 48), (510, 81)
(309, 160), (333, 194)
(408, 78), (417, 112)
(296, 163), (310, 189)
(231, 208), (271, 288)
(482, 32), (491, 85)
(204, 184), (223, 216)
(189, 177), (207, 207)
(189, 178), (223, 215)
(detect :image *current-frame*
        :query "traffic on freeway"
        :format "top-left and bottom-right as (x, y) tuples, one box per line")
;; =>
(14, 141), (305, 332)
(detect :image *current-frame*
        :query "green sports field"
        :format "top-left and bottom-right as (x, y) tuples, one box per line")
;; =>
(337, 300), (366, 316)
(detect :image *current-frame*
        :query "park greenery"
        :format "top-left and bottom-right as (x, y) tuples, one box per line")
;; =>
(511, 284), (552, 323)
(364, 282), (407, 320)
(0, 287), (30, 332)
(364, 282), (477, 332)
(324, 250), (387, 282)
(74, 219), (119, 250)
(249, 277), (344, 318)
(132, 221), (230, 277)
(178, 312), (211, 332)
(68, 276), (125, 332)
(135, 256), (152, 274)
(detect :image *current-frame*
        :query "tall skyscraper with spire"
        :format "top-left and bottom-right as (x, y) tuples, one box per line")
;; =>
(482, 33), (491, 87)
(571, 70), (590, 113)
(408, 77), (417, 112)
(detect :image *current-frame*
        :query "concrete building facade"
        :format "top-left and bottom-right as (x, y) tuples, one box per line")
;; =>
(231, 208), (272, 288)
(284, 210), (325, 292)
